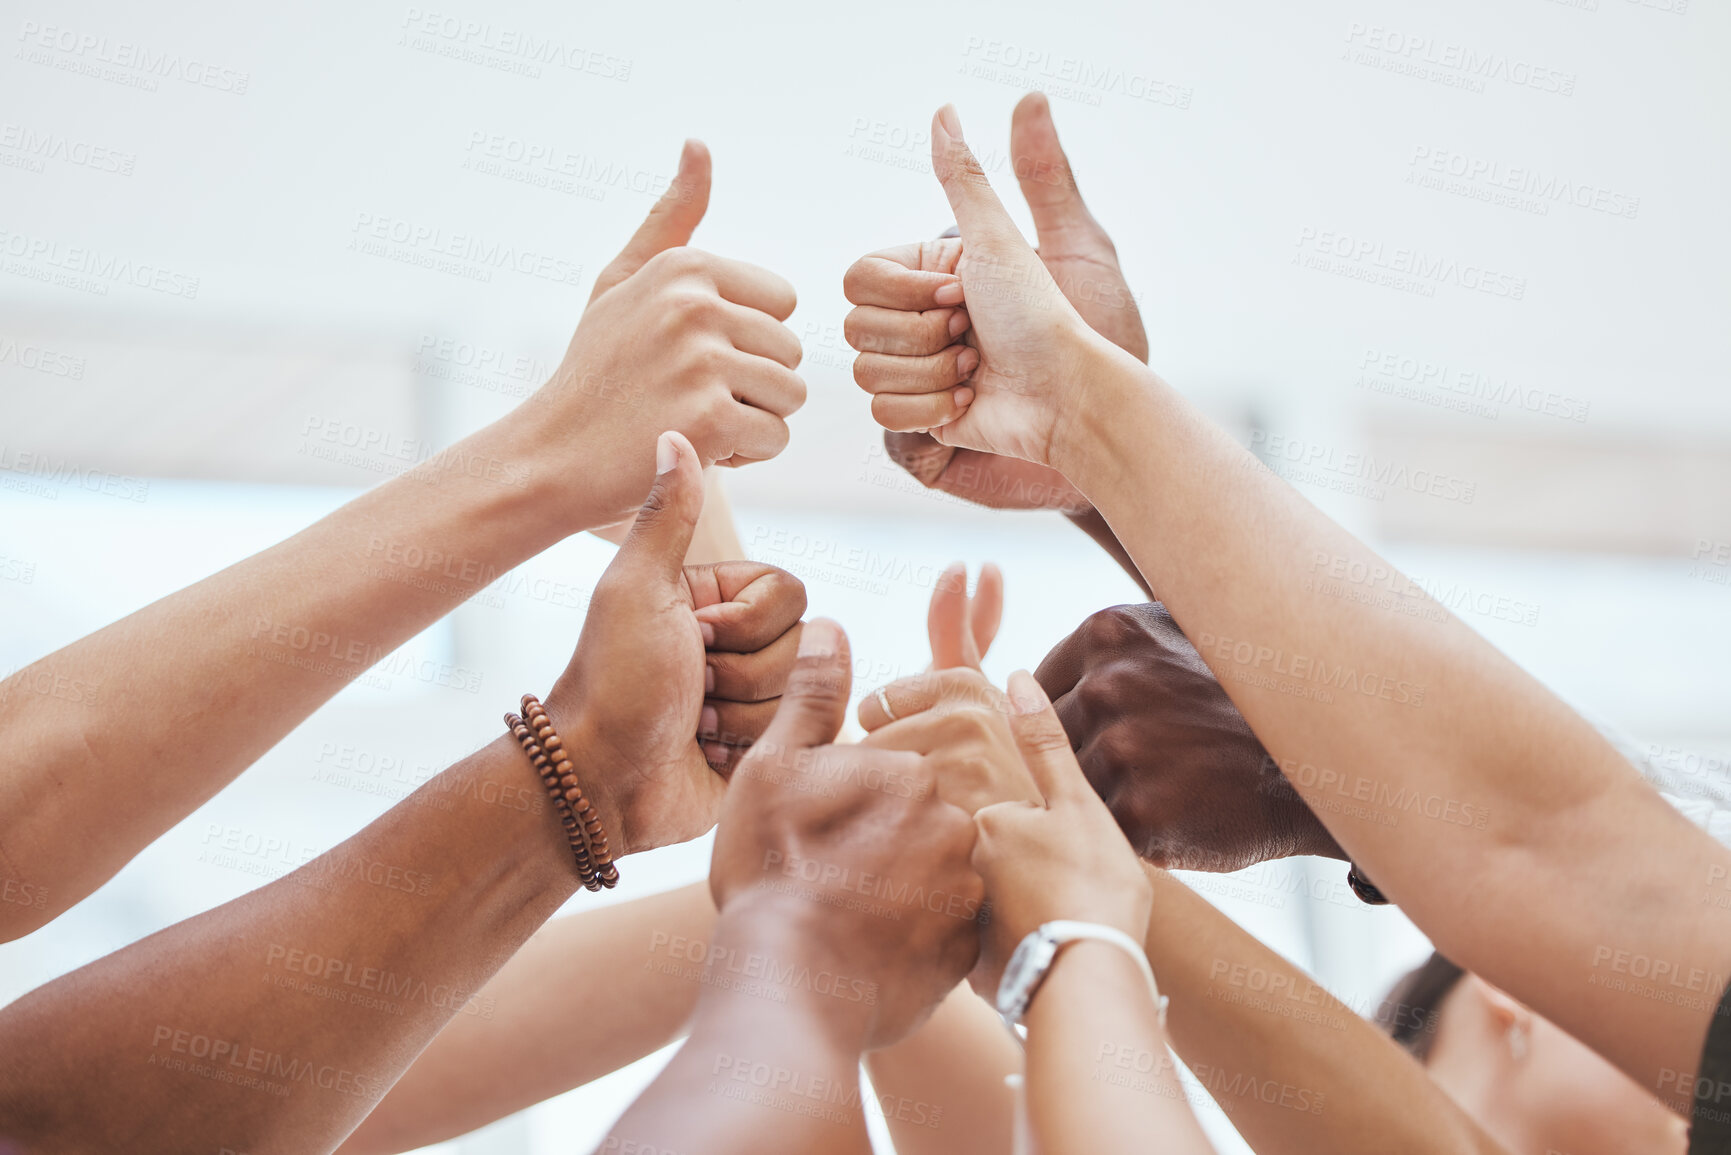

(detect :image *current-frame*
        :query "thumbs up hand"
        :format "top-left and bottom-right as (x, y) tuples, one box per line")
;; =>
(845, 95), (1149, 497)
(710, 619), (985, 1049)
(544, 431), (804, 856)
(526, 140), (808, 531)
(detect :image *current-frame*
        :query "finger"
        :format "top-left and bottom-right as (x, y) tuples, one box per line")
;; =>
(970, 563), (1004, 660)
(844, 305), (968, 357)
(751, 618), (852, 755)
(706, 627), (801, 702)
(590, 140), (712, 301)
(857, 709), (952, 756)
(930, 105), (1027, 254)
(702, 697), (778, 746)
(1005, 670), (1087, 805)
(853, 346), (979, 396)
(927, 562), (979, 671)
(723, 404), (793, 462)
(614, 431), (703, 583)
(871, 388), (975, 433)
(723, 302), (804, 369)
(1009, 93), (1098, 244)
(703, 255), (798, 321)
(689, 565), (807, 651)
(842, 241), (965, 309)
(726, 351), (807, 419)
(857, 668), (996, 732)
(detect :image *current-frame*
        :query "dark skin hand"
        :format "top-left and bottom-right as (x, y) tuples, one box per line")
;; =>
(1035, 602), (1348, 872)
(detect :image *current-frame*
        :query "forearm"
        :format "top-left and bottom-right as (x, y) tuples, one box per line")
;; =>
(341, 883), (716, 1155)
(0, 419), (596, 941)
(0, 735), (578, 1154)
(864, 982), (1020, 1155)
(600, 900), (874, 1155)
(1023, 941), (1212, 1155)
(1143, 866), (1500, 1155)
(1060, 351), (1731, 1099)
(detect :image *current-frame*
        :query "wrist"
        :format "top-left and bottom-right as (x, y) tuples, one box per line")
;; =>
(551, 702), (639, 858)
(1048, 335), (1167, 492)
(471, 406), (629, 536)
(703, 890), (878, 1051)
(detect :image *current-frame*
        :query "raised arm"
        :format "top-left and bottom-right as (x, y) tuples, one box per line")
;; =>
(1138, 864), (1507, 1155)
(0, 435), (791, 1153)
(598, 618), (984, 1155)
(849, 101), (1731, 1113)
(0, 143), (808, 942)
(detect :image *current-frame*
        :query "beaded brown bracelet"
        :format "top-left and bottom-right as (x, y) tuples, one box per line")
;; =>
(505, 711), (597, 888)
(504, 694), (618, 890)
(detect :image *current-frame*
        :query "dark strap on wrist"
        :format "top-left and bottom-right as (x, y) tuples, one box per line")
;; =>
(1346, 862), (1389, 905)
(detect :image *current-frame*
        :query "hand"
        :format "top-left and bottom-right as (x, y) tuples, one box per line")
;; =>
(545, 431), (803, 856)
(857, 562), (1037, 814)
(513, 140), (807, 529)
(852, 94), (1148, 515)
(711, 620), (984, 1049)
(841, 103), (1138, 471)
(688, 559), (807, 774)
(970, 672), (1153, 996)
(1036, 603), (1347, 871)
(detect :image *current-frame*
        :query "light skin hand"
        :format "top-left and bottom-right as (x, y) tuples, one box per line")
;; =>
(542, 139), (806, 523)
(846, 93), (1147, 528)
(968, 671), (1152, 996)
(858, 563), (1038, 815)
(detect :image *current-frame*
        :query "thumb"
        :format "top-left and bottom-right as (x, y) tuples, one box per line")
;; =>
(930, 105), (1025, 254)
(755, 619), (854, 757)
(616, 431), (703, 581)
(589, 139), (713, 301)
(1009, 93), (1098, 243)
(1004, 670), (1085, 805)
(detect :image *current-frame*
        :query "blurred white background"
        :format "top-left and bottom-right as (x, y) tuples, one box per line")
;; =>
(1, 0), (1728, 1151)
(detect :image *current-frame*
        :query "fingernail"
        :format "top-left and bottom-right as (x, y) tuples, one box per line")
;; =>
(798, 618), (838, 658)
(700, 705), (719, 736)
(933, 280), (965, 306)
(656, 431), (678, 474)
(700, 620), (716, 647)
(938, 103), (964, 143)
(705, 664), (716, 693)
(947, 309), (970, 337)
(957, 347), (980, 376)
(954, 386), (975, 408)
(1007, 670), (1048, 715)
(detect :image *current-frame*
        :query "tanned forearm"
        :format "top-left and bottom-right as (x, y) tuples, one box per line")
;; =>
(599, 897), (874, 1155)
(0, 422), (589, 942)
(1142, 865), (1505, 1155)
(339, 883), (716, 1154)
(1058, 350), (1731, 1109)
(0, 734), (578, 1155)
